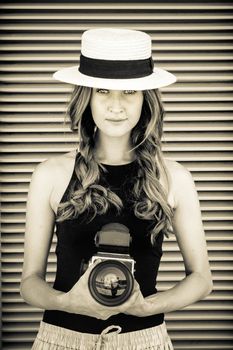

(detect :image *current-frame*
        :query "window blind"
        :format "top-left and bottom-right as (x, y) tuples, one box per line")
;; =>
(1, 1), (233, 349)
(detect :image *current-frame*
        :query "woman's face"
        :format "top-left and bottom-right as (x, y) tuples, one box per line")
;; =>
(90, 88), (143, 138)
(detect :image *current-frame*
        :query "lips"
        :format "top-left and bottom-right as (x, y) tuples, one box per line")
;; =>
(106, 119), (127, 122)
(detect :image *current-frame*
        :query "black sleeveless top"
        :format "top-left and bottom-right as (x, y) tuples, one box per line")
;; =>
(43, 153), (164, 333)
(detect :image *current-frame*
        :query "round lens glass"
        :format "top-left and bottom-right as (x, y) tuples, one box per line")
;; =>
(95, 266), (127, 298)
(88, 260), (134, 306)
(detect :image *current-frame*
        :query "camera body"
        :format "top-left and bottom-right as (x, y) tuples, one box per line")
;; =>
(89, 251), (135, 275)
(81, 223), (136, 306)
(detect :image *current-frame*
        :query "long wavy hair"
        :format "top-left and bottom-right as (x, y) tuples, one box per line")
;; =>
(56, 86), (174, 244)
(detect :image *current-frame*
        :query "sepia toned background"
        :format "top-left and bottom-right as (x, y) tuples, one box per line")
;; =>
(0, 1), (233, 349)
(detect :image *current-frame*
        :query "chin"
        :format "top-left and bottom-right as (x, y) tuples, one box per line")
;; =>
(101, 127), (131, 138)
(105, 130), (130, 138)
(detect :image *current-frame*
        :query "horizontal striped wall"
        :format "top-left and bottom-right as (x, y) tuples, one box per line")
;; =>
(0, 1), (233, 349)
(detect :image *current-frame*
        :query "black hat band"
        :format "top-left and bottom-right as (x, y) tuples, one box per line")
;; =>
(79, 54), (154, 79)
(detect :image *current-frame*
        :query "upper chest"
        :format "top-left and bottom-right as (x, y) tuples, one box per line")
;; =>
(49, 153), (176, 216)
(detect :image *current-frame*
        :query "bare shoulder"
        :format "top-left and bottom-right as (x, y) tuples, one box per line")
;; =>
(30, 150), (77, 214)
(47, 149), (76, 166)
(164, 158), (192, 178)
(33, 149), (76, 175)
(163, 158), (196, 208)
(30, 150), (77, 192)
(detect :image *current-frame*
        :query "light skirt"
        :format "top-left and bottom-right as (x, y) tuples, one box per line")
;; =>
(32, 320), (174, 350)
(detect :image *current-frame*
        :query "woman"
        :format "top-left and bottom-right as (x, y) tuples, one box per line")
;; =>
(20, 28), (213, 349)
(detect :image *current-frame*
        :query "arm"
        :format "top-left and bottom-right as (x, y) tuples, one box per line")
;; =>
(125, 161), (213, 317)
(20, 158), (129, 320)
(20, 159), (64, 310)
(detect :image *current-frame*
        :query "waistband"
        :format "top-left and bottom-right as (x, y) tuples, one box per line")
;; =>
(33, 320), (173, 350)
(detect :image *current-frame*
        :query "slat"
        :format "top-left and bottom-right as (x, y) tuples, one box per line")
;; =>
(1, 241), (233, 254)
(1, 43), (233, 51)
(1, 4), (233, 10)
(4, 124), (233, 134)
(1, 52), (233, 62)
(1, 162), (232, 173)
(1, 34), (233, 42)
(2, 152), (233, 162)
(1, 23), (233, 31)
(1, 85), (233, 94)
(2, 93), (233, 102)
(0, 134), (232, 145)
(1, 12), (233, 20)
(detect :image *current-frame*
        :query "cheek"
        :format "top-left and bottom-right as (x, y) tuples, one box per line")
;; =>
(90, 100), (104, 125)
(129, 98), (143, 124)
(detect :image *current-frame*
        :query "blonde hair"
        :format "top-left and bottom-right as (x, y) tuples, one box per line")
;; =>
(56, 86), (174, 244)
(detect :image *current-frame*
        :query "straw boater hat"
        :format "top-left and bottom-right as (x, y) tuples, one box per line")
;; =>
(53, 28), (176, 90)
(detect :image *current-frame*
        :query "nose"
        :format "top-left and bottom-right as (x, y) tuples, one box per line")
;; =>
(108, 94), (124, 114)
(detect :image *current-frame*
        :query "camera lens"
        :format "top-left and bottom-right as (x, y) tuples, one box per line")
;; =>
(88, 260), (134, 306)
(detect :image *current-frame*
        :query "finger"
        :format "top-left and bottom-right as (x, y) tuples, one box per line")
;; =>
(118, 288), (142, 313)
(86, 258), (102, 272)
(132, 279), (140, 292)
(129, 289), (141, 304)
(80, 259), (102, 281)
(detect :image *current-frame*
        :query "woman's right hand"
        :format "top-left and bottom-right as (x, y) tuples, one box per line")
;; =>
(58, 260), (123, 320)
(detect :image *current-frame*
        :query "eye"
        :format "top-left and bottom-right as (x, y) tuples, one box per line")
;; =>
(124, 90), (136, 95)
(96, 88), (109, 94)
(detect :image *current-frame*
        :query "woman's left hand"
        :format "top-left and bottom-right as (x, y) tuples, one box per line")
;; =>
(120, 279), (160, 317)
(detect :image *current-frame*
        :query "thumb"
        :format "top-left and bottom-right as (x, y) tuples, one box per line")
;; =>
(132, 278), (140, 291)
(86, 258), (102, 273)
(79, 258), (102, 282)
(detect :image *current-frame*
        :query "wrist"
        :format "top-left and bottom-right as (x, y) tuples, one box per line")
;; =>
(145, 292), (166, 315)
(51, 289), (67, 311)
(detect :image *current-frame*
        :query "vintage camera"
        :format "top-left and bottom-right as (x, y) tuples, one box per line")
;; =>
(80, 223), (135, 306)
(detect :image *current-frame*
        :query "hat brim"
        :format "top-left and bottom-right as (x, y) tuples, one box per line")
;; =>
(53, 66), (176, 90)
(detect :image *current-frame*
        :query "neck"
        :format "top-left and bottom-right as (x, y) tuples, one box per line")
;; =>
(94, 131), (135, 164)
